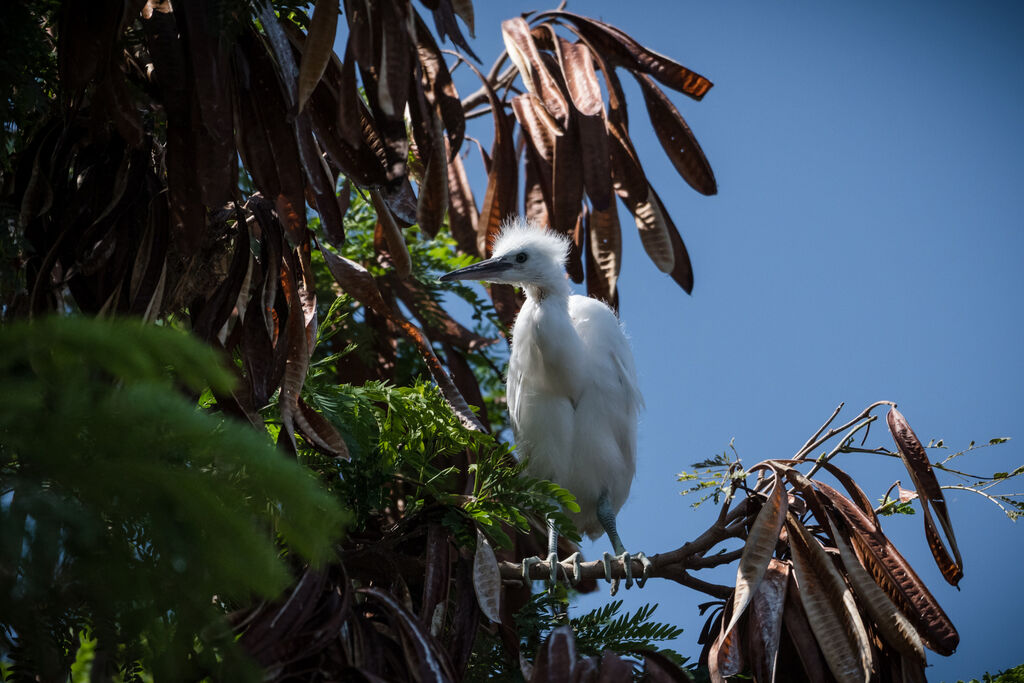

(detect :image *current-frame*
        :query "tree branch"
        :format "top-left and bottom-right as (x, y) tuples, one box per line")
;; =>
(794, 400), (893, 460)
(498, 498), (752, 597)
(461, 64), (519, 112)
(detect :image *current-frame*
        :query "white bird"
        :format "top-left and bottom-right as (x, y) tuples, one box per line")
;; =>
(439, 218), (648, 590)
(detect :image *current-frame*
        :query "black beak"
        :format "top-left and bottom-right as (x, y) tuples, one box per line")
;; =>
(438, 256), (512, 282)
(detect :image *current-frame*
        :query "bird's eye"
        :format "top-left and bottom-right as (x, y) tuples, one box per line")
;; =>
(515, 252), (528, 264)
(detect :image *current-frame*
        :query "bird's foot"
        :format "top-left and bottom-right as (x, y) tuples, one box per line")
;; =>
(522, 552), (582, 588)
(522, 555), (541, 585)
(563, 552), (582, 585)
(602, 552), (620, 596)
(546, 551), (558, 586)
(601, 551), (653, 595)
(634, 552), (653, 588)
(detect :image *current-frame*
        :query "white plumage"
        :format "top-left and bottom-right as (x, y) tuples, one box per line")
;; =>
(440, 218), (643, 550)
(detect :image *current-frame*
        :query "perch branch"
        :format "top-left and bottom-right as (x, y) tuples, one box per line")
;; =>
(498, 498), (752, 597)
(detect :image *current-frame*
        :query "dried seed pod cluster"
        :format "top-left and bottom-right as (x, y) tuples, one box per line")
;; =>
(455, 11), (717, 313)
(701, 407), (963, 683)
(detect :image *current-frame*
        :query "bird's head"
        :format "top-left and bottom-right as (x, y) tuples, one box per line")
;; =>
(439, 218), (570, 295)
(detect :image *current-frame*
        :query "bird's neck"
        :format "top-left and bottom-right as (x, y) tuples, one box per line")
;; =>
(524, 280), (570, 304)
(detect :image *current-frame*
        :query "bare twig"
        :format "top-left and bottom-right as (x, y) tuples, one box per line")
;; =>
(461, 63), (519, 112)
(942, 483), (1013, 517)
(464, 104), (494, 121)
(805, 416), (877, 479)
(796, 402), (844, 456)
(795, 400), (894, 461)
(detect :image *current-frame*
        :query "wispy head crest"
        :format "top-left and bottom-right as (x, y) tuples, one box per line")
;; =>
(491, 217), (569, 265)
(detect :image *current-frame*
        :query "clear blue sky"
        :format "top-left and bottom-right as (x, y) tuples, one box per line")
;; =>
(353, 2), (1024, 678)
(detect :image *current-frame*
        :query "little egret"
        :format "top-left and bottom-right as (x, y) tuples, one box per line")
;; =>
(439, 218), (649, 590)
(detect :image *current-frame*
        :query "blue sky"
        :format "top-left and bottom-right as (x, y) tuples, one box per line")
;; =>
(435, 1), (1024, 678)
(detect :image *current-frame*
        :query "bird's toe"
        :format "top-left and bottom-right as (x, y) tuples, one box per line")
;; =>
(618, 551), (633, 590)
(546, 551), (559, 585)
(521, 556), (541, 585)
(635, 552), (653, 589)
(565, 552), (582, 585)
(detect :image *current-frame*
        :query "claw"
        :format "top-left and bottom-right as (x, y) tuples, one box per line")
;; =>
(635, 552), (652, 588)
(602, 552), (614, 582)
(618, 551), (633, 590)
(564, 552), (582, 585)
(546, 551), (559, 585)
(602, 552), (620, 596)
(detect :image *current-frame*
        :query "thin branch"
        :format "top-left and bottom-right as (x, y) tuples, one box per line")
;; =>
(464, 104), (495, 121)
(461, 64), (519, 112)
(805, 416), (876, 479)
(796, 402), (844, 456)
(932, 461), (1023, 483)
(942, 483), (1012, 517)
(795, 400), (894, 461)
(939, 438), (1012, 465)
(841, 447), (897, 457)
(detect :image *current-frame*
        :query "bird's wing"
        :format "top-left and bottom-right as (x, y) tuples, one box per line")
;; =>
(568, 296), (644, 411)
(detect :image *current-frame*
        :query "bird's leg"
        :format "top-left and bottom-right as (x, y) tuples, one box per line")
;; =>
(546, 518), (559, 586)
(597, 492), (651, 593)
(597, 492), (626, 595)
(521, 518), (560, 587)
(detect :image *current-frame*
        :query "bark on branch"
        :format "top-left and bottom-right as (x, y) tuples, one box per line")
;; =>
(498, 498), (753, 599)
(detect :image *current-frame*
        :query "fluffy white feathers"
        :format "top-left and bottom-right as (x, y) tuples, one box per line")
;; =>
(491, 218), (570, 266)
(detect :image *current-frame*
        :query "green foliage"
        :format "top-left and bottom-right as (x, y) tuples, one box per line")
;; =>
(467, 593), (691, 680)
(460, 447), (581, 550)
(296, 369), (580, 551)
(876, 497), (917, 517)
(307, 189), (510, 432)
(953, 663), (1024, 683)
(571, 600), (686, 661)
(677, 439), (745, 508)
(0, 316), (349, 681)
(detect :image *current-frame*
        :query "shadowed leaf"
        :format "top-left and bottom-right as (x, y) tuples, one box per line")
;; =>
(431, 0), (479, 62)
(557, 38), (613, 210)
(812, 476), (959, 656)
(358, 587), (457, 682)
(369, 189), (412, 278)
(786, 514), (871, 683)
(584, 204), (621, 308)
(630, 185), (674, 273)
(297, 0), (340, 114)
(502, 17), (569, 128)
(413, 11), (465, 157)
(782, 575), (833, 683)
(445, 146), (481, 255)
(824, 513), (925, 665)
(746, 558), (789, 683)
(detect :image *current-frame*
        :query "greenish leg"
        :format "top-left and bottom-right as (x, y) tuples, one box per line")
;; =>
(597, 491), (652, 593)
(597, 492), (626, 556)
